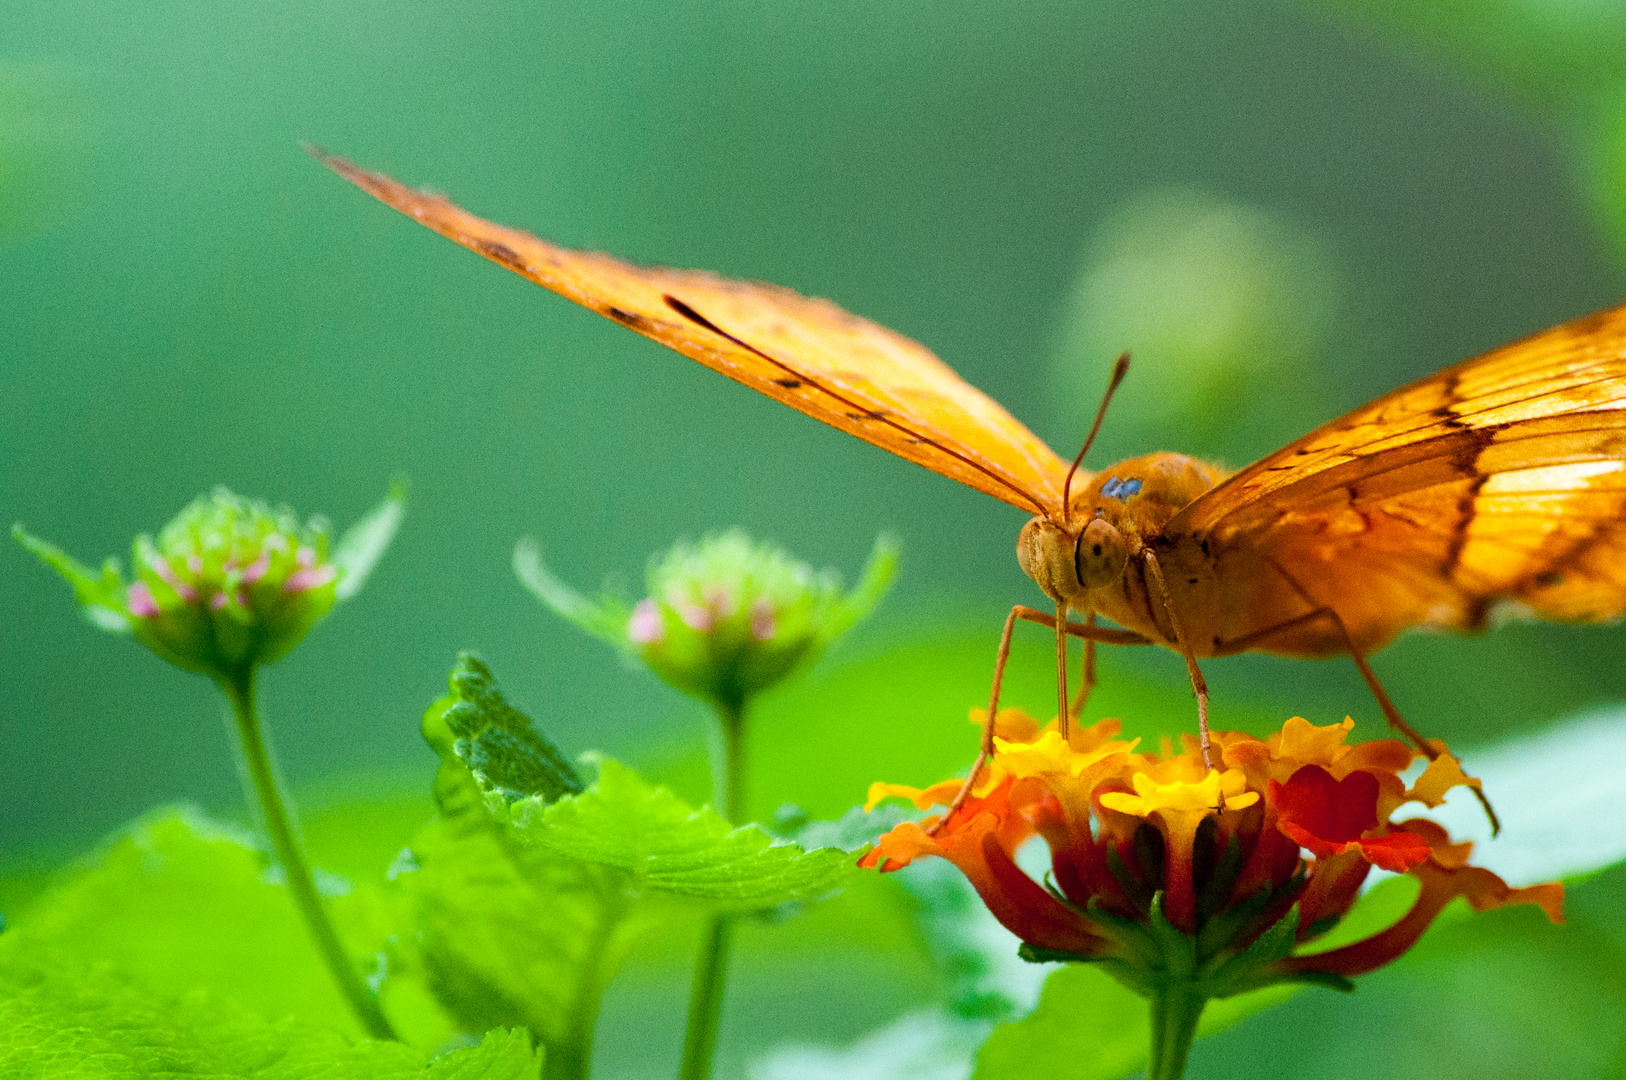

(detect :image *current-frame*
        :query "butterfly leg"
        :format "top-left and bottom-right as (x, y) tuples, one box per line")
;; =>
(1069, 612), (1098, 723)
(1219, 594), (1502, 836)
(1054, 601), (1071, 741)
(1142, 550), (1214, 770)
(927, 606), (1148, 835)
(928, 604), (1027, 835)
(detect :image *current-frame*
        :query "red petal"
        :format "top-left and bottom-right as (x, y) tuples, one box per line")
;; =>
(1284, 857), (1563, 978)
(1272, 765), (1379, 848)
(1356, 830), (1432, 873)
(977, 831), (1112, 956)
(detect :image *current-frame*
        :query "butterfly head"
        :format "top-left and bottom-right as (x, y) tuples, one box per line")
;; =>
(1018, 453), (1226, 608)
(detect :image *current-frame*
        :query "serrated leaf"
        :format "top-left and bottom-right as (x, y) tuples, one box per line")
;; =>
(333, 478), (408, 601)
(11, 522), (130, 632)
(507, 758), (854, 908)
(775, 803), (920, 854)
(424, 653), (583, 806)
(388, 799), (655, 1080)
(399, 656), (859, 1078)
(426, 1030), (543, 1080)
(0, 937), (540, 1079)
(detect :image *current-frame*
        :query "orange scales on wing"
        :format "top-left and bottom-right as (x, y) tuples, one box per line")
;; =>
(311, 150), (1073, 522)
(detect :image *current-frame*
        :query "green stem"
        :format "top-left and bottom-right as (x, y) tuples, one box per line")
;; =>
(221, 670), (398, 1041)
(549, 873), (625, 1080)
(678, 698), (747, 1080)
(718, 699), (746, 826)
(678, 915), (734, 1080)
(1145, 982), (1206, 1080)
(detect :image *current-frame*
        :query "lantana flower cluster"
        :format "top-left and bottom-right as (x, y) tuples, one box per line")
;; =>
(122, 490), (341, 677)
(864, 711), (1562, 998)
(16, 483), (404, 685)
(516, 530), (897, 712)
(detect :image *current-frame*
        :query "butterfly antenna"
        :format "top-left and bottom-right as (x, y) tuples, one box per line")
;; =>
(1062, 352), (1131, 517)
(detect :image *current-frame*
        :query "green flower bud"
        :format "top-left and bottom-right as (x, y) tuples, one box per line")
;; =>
(15, 480), (405, 683)
(515, 530), (898, 711)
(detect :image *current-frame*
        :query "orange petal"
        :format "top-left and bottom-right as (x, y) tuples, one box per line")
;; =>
(1407, 752), (1481, 808)
(858, 820), (947, 870)
(865, 779), (962, 812)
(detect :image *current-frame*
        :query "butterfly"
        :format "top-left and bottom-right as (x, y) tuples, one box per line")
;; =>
(314, 148), (1626, 821)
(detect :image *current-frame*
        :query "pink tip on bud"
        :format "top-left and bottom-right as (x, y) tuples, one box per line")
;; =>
(149, 556), (198, 603)
(187, 554), (204, 575)
(128, 581), (160, 618)
(628, 598), (664, 644)
(210, 590), (229, 611)
(240, 549), (272, 585)
(283, 564), (336, 593)
(702, 584), (736, 616)
(676, 602), (715, 632)
(295, 545), (316, 568)
(750, 598), (776, 641)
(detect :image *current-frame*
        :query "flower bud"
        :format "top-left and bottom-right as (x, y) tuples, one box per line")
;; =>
(516, 530), (898, 712)
(15, 481), (404, 683)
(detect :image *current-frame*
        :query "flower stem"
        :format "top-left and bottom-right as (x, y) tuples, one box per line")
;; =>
(678, 913), (734, 1080)
(221, 670), (398, 1041)
(1145, 982), (1206, 1080)
(678, 698), (748, 1080)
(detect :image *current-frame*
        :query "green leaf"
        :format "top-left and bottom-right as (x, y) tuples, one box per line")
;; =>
(774, 803), (920, 854)
(387, 807), (650, 1080)
(425, 1031), (543, 1080)
(5, 806), (372, 1035)
(425, 652), (584, 806)
(507, 758), (855, 908)
(334, 477), (409, 601)
(396, 659), (857, 1078)
(0, 937), (540, 1079)
(11, 522), (130, 632)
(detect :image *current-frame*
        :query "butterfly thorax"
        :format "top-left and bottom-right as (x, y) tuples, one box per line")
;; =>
(1017, 452), (1228, 634)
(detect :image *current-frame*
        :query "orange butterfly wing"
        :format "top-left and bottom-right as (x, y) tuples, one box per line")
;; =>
(1170, 304), (1626, 650)
(314, 151), (1072, 519)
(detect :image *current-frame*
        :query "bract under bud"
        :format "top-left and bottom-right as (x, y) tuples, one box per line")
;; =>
(516, 530), (898, 711)
(15, 480), (405, 683)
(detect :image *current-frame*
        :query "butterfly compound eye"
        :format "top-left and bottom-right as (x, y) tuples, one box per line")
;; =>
(1075, 518), (1127, 589)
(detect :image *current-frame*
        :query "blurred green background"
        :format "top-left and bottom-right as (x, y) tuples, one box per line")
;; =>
(5, 0), (1626, 1076)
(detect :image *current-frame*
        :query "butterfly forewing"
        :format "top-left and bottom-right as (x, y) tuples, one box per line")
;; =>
(316, 151), (1072, 518)
(1173, 304), (1626, 641)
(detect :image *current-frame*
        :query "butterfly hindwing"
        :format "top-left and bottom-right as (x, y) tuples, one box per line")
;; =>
(1173, 304), (1626, 646)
